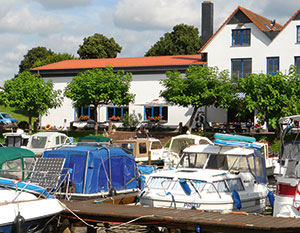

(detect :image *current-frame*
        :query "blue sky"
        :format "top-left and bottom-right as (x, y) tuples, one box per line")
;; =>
(0, 0), (298, 85)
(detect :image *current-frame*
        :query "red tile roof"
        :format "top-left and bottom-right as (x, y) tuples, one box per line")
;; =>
(199, 6), (282, 52)
(32, 54), (205, 71)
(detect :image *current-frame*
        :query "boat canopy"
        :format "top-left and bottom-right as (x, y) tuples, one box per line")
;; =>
(42, 146), (137, 194)
(78, 136), (111, 143)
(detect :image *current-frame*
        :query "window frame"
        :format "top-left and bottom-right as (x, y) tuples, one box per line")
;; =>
(231, 58), (252, 81)
(297, 26), (300, 43)
(232, 29), (251, 46)
(75, 106), (95, 120)
(267, 57), (279, 75)
(106, 106), (129, 121)
(295, 56), (300, 74)
(144, 106), (168, 121)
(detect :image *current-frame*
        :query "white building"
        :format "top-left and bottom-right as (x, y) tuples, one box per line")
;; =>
(200, 5), (300, 124)
(32, 55), (213, 129)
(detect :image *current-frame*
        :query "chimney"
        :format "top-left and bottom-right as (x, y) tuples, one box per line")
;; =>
(201, 0), (214, 45)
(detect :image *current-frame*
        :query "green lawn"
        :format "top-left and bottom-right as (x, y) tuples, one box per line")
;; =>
(0, 105), (29, 122)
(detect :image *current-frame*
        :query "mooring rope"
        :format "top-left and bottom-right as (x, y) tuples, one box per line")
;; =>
(59, 200), (155, 230)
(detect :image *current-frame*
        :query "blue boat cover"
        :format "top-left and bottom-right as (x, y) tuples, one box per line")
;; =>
(214, 133), (256, 142)
(214, 139), (262, 149)
(42, 146), (137, 194)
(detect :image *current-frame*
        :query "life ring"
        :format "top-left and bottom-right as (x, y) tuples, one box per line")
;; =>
(45, 124), (51, 130)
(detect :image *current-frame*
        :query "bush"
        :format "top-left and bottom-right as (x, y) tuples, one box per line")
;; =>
(122, 112), (142, 129)
(18, 121), (29, 130)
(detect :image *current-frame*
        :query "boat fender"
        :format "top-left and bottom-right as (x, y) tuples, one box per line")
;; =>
(196, 225), (201, 233)
(109, 187), (117, 196)
(232, 189), (242, 210)
(12, 212), (26, 233)
(179, 178), (191, 195)
(267, 189), (274, 207)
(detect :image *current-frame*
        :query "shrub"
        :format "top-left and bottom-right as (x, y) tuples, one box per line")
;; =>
(122, 112), (142, 128)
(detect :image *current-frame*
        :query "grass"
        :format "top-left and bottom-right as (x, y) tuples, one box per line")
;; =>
(0, 105), (29, 123)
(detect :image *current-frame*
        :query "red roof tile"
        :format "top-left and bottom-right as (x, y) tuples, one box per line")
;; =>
(32, 54), (205, 71)
(199, 6), (282, 52)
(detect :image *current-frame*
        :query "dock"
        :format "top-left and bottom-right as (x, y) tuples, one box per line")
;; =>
(60, 199), (300, 233)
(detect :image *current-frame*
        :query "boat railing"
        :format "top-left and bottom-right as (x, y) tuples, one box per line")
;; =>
(0, 168), (71, 199)
(160, 179), (222, 199)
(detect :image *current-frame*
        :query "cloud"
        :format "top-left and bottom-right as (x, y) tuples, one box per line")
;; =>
(32, 0), (92, 10)
(0, 4), (62, 35)
(114, 0), (200, 31)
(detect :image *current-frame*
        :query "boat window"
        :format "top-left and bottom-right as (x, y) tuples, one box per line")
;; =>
(151, 141), (162, 150)
(31, 136), (47, 148)
(23, 157), (35, 179)
(255, 156), (264, 177)
(56, 136), (60, 145)
(6, 136), (22, 147)
(226, 178), (245, 191)
(120, 143), (134, 153)
(178, 153), (208, 168)
(172, 179), (206, 194)
(148, 177), (173, 189)
(1, 159), (23, 180)
(206, 154), (228, 170)
(170, 138), (195, 154)
(207, 180), (229, 193)
(139, 143), (147, 154)
(235, 156), (249, 172)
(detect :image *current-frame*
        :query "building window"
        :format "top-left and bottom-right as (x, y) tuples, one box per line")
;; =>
(295, 57), (300, 74)
(107, 106), (128, 121)
(267, 57), (279, 75)
(297, 26), (300, 43)
(145, 106), (168, 121)
(231, 58), (252, 82)
(76, 106), (95, 120)
(232, 29), (251, 46)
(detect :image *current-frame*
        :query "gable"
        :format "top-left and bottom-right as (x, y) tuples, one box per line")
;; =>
(228, 10), (251, 25)
(293, 11), (300, 21)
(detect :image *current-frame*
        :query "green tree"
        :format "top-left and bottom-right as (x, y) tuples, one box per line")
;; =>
(32, 53), (76, 68)
(19, 47), (54, 73)
(64, 67), (135, 135)
(2, 71), (62, 132)
(145, 24), (201, 56)
(238, 66), (300, 131)
(77, 33), (122, 59)
(160, 66), (236, 131)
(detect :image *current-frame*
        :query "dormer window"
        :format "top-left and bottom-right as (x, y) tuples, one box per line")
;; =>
(232, 29), (251, 46)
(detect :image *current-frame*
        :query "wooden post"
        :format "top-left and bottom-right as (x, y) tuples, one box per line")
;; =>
(148, 151), (151, 165)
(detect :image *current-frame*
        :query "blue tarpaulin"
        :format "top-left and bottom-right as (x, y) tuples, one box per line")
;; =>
(42, 146), (137, 194)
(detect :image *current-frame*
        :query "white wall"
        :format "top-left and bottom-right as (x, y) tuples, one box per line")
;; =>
(40, 72), (196, 129)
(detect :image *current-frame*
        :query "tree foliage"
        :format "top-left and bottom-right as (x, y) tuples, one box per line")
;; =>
(64, 67), (135, 134)
(77, 33), (122, 59)
(19, 47), (54, 73)
(32, 53), (76, 68)
(2, 71), (62, 132)
(238, 66), (300, 130)
(160, 66), (236, 131)
(145, 24), (201, 56)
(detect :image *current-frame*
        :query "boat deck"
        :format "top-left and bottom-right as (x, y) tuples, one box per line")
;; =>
(61, 199), (300, 233)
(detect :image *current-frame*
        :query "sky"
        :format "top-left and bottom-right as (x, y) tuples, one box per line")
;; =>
(0, 0), (299, 85)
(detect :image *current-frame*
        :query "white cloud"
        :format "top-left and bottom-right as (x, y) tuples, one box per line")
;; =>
(114, 0), (200, 31)
(32, 0), (92, 10)
(0, 4), (62, 35)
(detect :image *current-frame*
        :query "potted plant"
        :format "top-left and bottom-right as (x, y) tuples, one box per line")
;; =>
(148, 115), (163, 122)
(109, 116), (121, 122)
(78, 115), (89, 121)
(122, 112), (142, 131)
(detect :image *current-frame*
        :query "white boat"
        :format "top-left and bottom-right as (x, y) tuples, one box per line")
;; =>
(0, 177), (65, 232)
(140, 142), (271, 213)
(162, 134), (213, 168)
(273, 115), (300, 218)
(25, 131), (73, 156)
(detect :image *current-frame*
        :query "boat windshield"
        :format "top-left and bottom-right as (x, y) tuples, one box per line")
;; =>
(31, 136), (47, 148)
(178, 152), (250, 172)
(169, 138), (195, 154)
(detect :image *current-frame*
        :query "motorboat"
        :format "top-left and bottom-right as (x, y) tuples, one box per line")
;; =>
(140, 135), (271, 213)
(42, 146), (139, 200)
(3, 128), (30, 147)
(0, 177), (65, 232)
(0, 147), (35, 181)
(25, 131), (73, 156)
(162, 134), (213, 168)
(273, 115), (300, 218)
(114, 138), (165, 165)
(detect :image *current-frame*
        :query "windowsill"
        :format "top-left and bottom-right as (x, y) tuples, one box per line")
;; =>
(231, 45), (250, 48)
